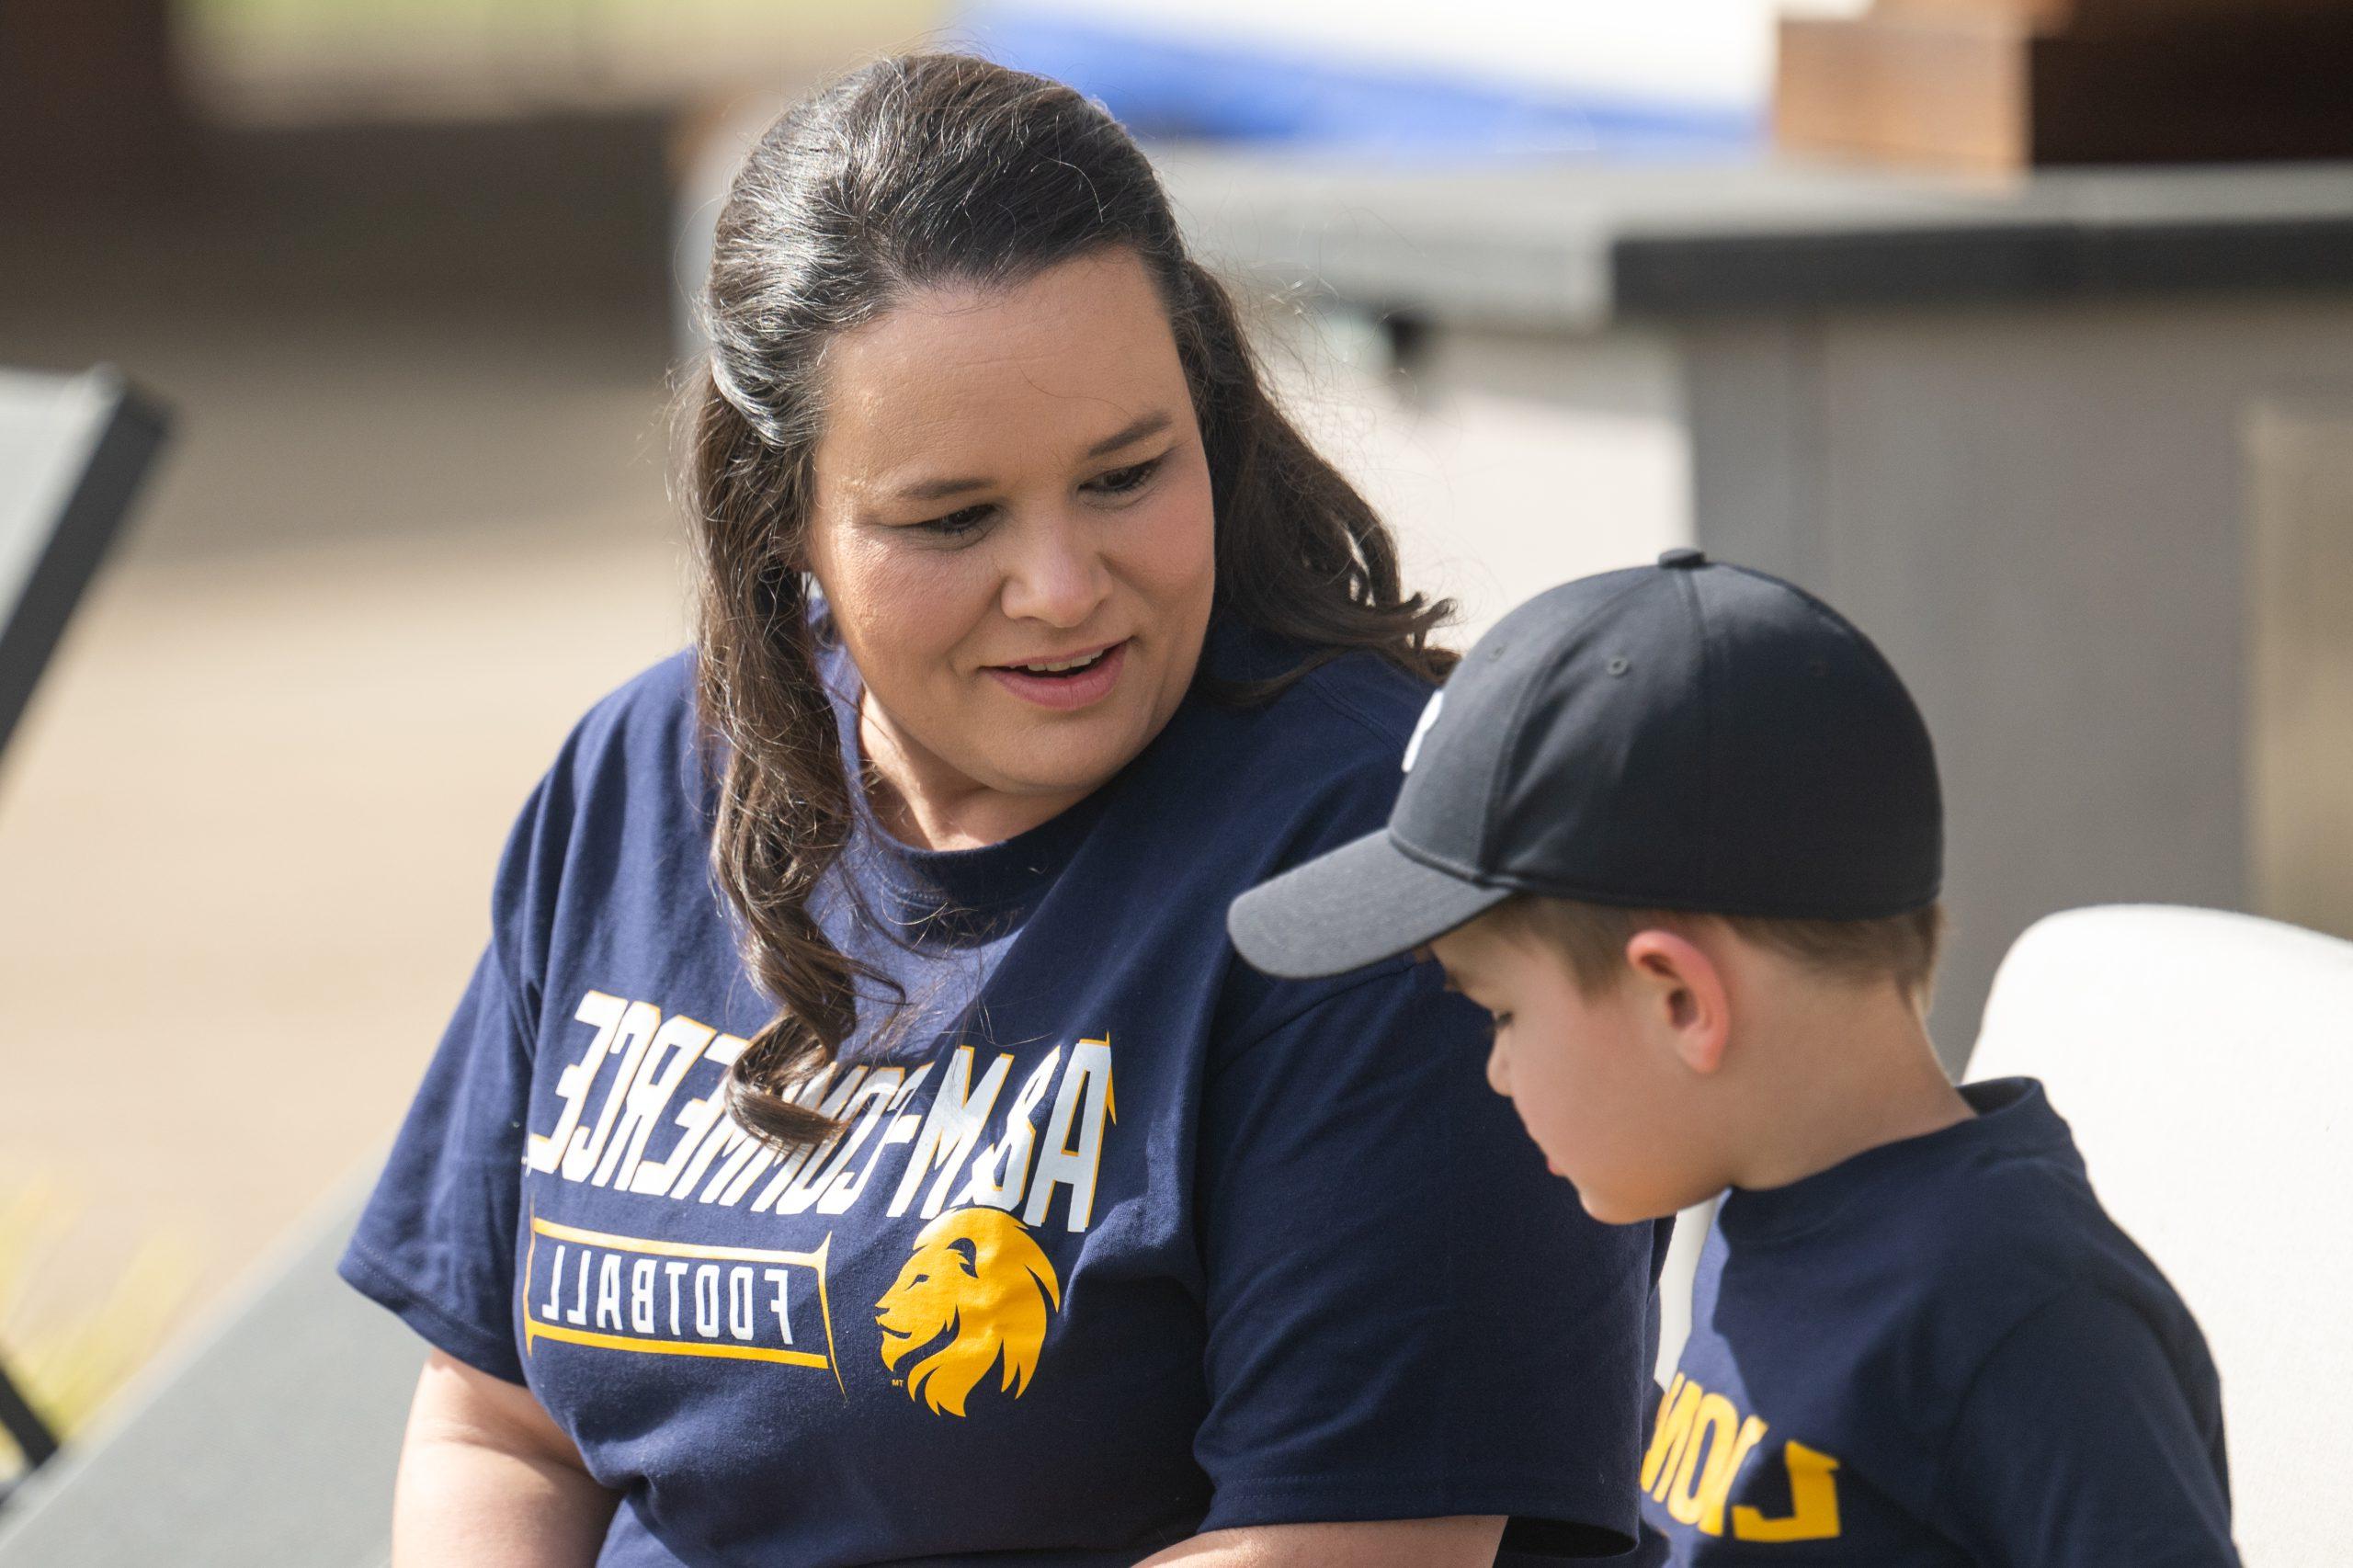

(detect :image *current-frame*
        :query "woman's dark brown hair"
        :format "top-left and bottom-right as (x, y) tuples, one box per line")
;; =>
(692, 51), (1454, 1147)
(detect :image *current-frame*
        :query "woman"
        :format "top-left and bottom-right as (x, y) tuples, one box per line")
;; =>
(341, 53), (1657, 1567)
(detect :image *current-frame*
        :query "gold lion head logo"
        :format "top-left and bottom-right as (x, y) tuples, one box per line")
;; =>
(875, 1206), (1063, 1417)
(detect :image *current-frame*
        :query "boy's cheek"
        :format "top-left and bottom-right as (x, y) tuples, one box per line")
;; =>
(1580, 1130), (1713, 1226)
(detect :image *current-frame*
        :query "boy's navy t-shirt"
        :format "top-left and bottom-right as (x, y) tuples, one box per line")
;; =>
(1642, 1077), (2237, 1566)
(339, 625), (1662, 1567)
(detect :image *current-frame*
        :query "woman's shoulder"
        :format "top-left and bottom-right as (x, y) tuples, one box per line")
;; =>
(486, 650), (711, 971)
(1277, 650), (1436, 756)
(501, 650), (707, 868)
(527, 648), (707, 807)
(565, 646), (702, 759)
(1130, 631), (1442, 892)
(1194, 625), (1439, 792)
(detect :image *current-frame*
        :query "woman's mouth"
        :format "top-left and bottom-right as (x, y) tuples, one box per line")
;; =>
(985, 640), (1128, 710)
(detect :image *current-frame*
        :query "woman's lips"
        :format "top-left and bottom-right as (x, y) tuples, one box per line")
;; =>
(984, 640), (1129, 711)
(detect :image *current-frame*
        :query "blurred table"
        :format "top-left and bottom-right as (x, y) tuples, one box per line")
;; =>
(1165, 152), (2353, 1061)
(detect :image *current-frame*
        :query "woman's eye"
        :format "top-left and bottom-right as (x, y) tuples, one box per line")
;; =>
(1088, 456), (1163, 496)
(917, 505), (992, 538)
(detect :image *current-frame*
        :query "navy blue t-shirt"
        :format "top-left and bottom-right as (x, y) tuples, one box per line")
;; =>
(1641, 1077), (2237, 1566)
(339, 623), (1661, 1567)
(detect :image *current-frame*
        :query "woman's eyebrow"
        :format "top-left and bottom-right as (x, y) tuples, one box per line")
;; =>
(1083, 409), (1172, 458)
(892, 472), (994, 503)
(884, 410), (1175, 504)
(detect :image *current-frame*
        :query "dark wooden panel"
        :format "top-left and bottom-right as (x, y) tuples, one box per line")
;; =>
(1876, 0), (2346, 31)
(2031, 21), (2353, 165)
(0, 0), (183, 195)
(1778, 7), (2353, 170)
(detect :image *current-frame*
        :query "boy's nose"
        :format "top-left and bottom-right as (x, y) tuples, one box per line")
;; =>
(1485, 1041), (1512, 1096)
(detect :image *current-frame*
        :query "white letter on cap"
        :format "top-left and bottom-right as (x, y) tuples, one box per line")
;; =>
(1402, 691), (1444, 773)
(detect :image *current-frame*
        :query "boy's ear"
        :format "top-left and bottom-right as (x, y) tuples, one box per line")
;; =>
(1622, 928), (1731, 1075)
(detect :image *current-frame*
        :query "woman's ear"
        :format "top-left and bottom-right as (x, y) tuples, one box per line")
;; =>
(1622, 928), (1731, 1076)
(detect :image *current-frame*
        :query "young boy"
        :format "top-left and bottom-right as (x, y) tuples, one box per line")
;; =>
(1228, 551), (2240, 1565)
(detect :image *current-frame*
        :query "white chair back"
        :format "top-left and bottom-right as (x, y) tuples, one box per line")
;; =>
(1968, 903), (2353, 1568)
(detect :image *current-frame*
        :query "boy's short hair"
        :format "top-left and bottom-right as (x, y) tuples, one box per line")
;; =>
(1495, 896), (1947, 1007)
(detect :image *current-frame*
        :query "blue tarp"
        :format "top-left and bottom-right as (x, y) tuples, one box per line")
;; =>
(954, 6), (1762, 159)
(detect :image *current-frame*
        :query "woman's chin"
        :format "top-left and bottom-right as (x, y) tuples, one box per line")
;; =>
(977, 701), (1166, 792)
(979, 746), (1136, 807)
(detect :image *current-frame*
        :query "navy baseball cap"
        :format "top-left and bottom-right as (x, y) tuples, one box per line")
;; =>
(1227, 550), (1942, 980)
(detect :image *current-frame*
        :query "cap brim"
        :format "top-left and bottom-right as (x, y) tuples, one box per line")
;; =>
(1227, 829), (1513, 981)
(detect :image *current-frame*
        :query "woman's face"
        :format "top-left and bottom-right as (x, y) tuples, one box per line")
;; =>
(803, 247), (1218, 846)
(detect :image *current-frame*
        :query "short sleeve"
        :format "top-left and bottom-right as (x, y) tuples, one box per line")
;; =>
(1193, 958), (1658, 1555)
(337, 942), (536, 1383)
(1941, 1287), (2240, 1568)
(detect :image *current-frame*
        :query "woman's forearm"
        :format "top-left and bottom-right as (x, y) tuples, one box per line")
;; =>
(1135, 1516), (1506, 1567)
(392, 1351), (619, 1568)
(393, 1431), (618, 1566)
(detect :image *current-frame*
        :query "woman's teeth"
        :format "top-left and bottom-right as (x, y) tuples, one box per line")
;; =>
(1014, 649), (1108, 675)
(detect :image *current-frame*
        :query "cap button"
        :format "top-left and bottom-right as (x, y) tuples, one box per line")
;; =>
(1658, 547), (1707, 570)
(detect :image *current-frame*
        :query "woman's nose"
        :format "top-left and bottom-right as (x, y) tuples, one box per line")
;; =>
(998, 513), (1111, 630)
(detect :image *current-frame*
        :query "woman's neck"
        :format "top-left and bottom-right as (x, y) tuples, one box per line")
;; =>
(858, 695), (1093, 851)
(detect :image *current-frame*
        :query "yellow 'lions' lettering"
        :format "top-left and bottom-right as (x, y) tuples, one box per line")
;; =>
(1643, 1373), (1842, 1541)
(875, 1207), (1063, 1417)
(1733, 1441), (1842, 1543)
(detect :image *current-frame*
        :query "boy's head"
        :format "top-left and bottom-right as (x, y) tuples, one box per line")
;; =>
(1228, 551), (1946, 1220)
(1425, 896), (1944, 1221)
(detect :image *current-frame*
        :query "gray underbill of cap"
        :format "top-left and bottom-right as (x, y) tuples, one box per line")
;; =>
(1226, 828), (1515, 981)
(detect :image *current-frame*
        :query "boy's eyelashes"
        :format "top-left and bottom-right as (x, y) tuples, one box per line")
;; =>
(1438, 971), (1507, 1027)
(1434, 966), (1514, 1033)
